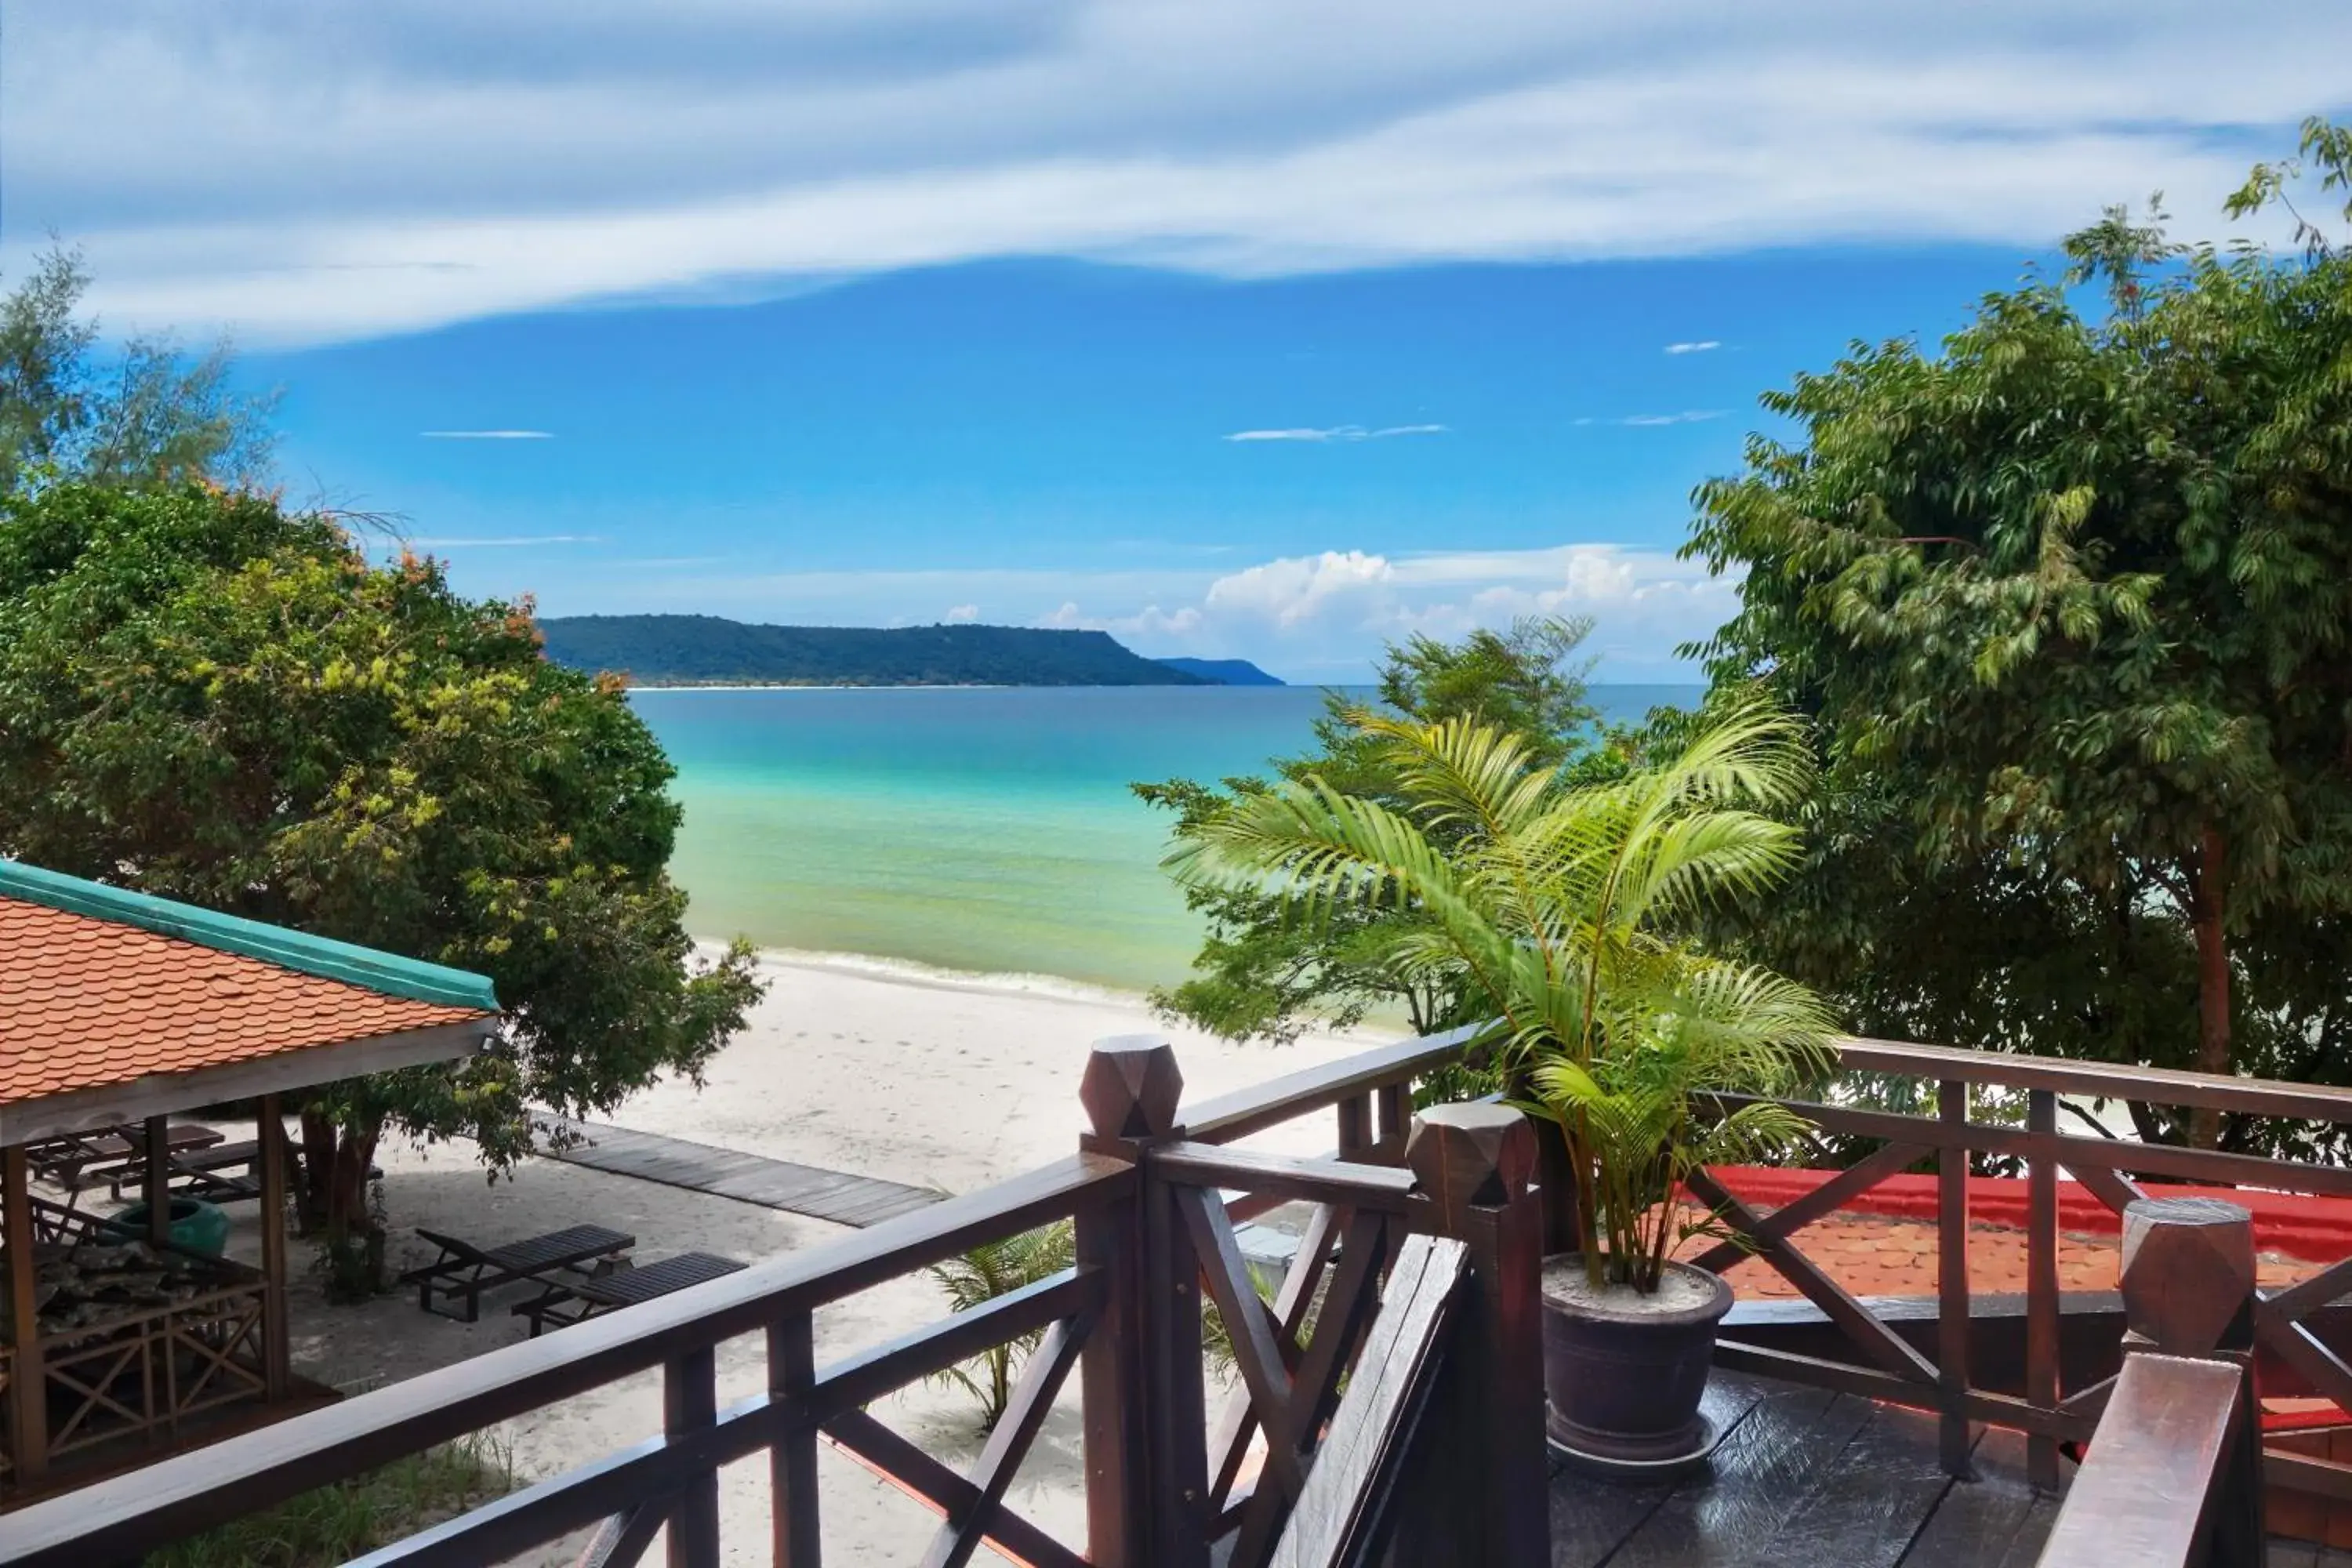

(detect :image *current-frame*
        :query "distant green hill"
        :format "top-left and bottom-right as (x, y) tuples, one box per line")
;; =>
(538, 614), (1214, 688)
(1155, 657), (1284, 686)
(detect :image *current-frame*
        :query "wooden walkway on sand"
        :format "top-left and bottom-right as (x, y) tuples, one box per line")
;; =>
(533, 1116), (944, 1229)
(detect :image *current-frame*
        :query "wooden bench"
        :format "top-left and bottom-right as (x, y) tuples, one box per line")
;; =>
(513, 1252), (747, 1338)
(402, 1224), (637, 1323)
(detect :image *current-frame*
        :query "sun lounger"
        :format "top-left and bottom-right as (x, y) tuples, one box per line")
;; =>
(403, 1223), (636, 1322)
(512, 1250), (746, 1337)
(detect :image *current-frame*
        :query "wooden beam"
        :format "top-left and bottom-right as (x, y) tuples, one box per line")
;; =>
(1267, 1236), (1466, 1568)
(1184, 1026), (1481, 1146)
(1834, 1034), (2352, 1125)
(1152, 1143), (1415, 1214)
(260, 1094), (290, 1401)
(919, 1312), (1091, 1568)
(145, 1116), (172, 1247)
(2034, 1354), (2252, 1568)
(5, 1144), (49, 1486)
(1937, 1079), (1973, 1479)
(2027, 1089), (2061, 1490)
(0, 1019), (495, 1148)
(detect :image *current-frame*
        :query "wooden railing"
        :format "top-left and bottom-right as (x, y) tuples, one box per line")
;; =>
(1699, 1036), (2352, 1504)
(9, 1019), (2352, 1566)
(2037, 1196), (2267, 1567)
(0, 1025), (1516, 1568)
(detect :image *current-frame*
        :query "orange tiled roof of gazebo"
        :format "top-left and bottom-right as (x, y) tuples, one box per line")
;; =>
(0, 894), (486, 1106)
(1712, 1208), (2334, 1300)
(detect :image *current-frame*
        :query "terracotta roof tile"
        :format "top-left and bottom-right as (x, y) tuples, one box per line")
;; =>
(1706, 1207), (2332, 1301)
(1, 894), (489, 1109)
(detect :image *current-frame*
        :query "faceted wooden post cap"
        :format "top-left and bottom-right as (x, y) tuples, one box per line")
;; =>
(1407, 1102), (1537, 1222)
(2120, 1195), (2255, 1356)
(1080, 1036), (1184, 1142)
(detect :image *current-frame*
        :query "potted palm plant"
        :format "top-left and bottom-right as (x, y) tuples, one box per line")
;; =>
(1166, 702), (1835, 1471)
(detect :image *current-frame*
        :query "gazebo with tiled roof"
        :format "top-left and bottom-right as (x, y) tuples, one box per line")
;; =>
(0, 858), (499, 1500)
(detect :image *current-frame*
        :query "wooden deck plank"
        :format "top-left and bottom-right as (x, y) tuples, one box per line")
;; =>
(1897, 1428), (2044, 1568)
(1549, 1375), (1774, 1568)
(1595, 1382), (1869, 1568)
(534, 1116), (943, 1229)
(1744, 1399), (1955, 1567)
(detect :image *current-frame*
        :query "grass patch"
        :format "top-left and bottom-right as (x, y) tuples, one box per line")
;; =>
(145, 1434), (514, 1567)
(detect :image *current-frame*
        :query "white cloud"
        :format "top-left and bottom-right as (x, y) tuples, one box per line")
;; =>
(1574, 410), (1728, 427)
(943, 603), (980, 622)
(1225, 423), (1449, 443)
(1039, 601), (1086, 629)
(1664, 340), (1721, 354)
(13, 2), (2341, 344)
(419, 430), (555, 439)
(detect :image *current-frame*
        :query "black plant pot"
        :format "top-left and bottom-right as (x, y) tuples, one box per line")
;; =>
(1540, 1253), (1733, 1468)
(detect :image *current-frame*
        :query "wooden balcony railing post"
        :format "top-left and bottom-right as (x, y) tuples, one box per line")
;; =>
(259, 1094), (291, 1403)
(1393, 1103), (1547, 1568)
(2118, 1196), (2264, 1564)
(2026, 1087), (2061, 1490)
(1078, 1036), (1192, 1568)
(1936, 1077), (1973, 1479)
(2039, 1196), (2265, 1568)
(4, 1143), (49, 1489)
(768, 1308), (819, 1567)
(666, 1345), (722, 1568)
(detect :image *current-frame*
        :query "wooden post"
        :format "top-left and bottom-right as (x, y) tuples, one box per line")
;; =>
(1936, 1078), (1973, 1478)
(1396, 1103), (1546, 1568)
(666, 1345), (722, 1568)
(144, 1115), (172, 1246)
(768, 1308), (819, 1567)
(2026, 1087), (2060, 1490)
(258, 1095), (291, 1402)
(1076, 1037), (1189, 1568)
(2119, 1196), (2256, 1357)
(4, 1145), (49, 1487)
(2114, 1196), (2266, 1566)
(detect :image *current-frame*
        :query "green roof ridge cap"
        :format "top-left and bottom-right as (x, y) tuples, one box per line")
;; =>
(0, 859), (499, 1013)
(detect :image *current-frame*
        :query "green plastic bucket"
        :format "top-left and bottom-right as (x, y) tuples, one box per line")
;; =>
(106, 1197), (230, 1258)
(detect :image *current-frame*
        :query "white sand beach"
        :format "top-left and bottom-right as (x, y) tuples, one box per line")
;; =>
(217, 952), (1392, 1566)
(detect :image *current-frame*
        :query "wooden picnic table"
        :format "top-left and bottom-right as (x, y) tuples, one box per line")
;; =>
(24, 1124), (223, 1192)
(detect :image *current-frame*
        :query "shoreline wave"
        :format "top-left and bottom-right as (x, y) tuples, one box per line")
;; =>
(691, 938), (1156, 1007)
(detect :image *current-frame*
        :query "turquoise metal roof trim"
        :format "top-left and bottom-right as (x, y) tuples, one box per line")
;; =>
(0, 859), (499, 1013)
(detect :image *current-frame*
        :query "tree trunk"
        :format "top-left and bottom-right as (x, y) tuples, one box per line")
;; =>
(2187, 822), (2233, 1149)
(295, 1110), (383, 1235)
(298, 1109), (337, 1233)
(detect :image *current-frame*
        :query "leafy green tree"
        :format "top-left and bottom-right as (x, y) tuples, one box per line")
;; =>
(0, 247), (274, 492)
(1165, 706), (1835, 1290)
(1137, 616), (1602, 1047)
(1682, 118), (2352, 1150)
(0, 482), (764, 1227)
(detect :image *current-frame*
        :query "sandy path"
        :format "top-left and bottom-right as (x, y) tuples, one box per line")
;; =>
(211, 953), (1388, 1566)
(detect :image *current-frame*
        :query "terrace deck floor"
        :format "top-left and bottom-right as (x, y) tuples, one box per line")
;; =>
(1548, 1372), (2350, 1567)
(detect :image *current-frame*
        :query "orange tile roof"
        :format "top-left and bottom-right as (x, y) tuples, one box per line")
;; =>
(1711, 1208), (2332, 1300)
(1, 893), (491, 1110)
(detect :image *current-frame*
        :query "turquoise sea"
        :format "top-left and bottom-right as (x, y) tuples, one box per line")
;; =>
(634, 685), (1701, 993)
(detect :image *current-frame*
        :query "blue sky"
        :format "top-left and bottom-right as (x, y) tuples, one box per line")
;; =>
(12, 2), (2347, 678)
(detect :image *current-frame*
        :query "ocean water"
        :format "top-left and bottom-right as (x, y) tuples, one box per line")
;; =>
(635, 684), (1701, 992)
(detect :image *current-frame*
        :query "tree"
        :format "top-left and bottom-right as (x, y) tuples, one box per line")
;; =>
(0, 481), (765, 1227)
(1136, 616), (1602, 1047)
(1682, 119), (2352, 1150)
(1164, 706), (1835, 1290)
(0, 247), (274, 492)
